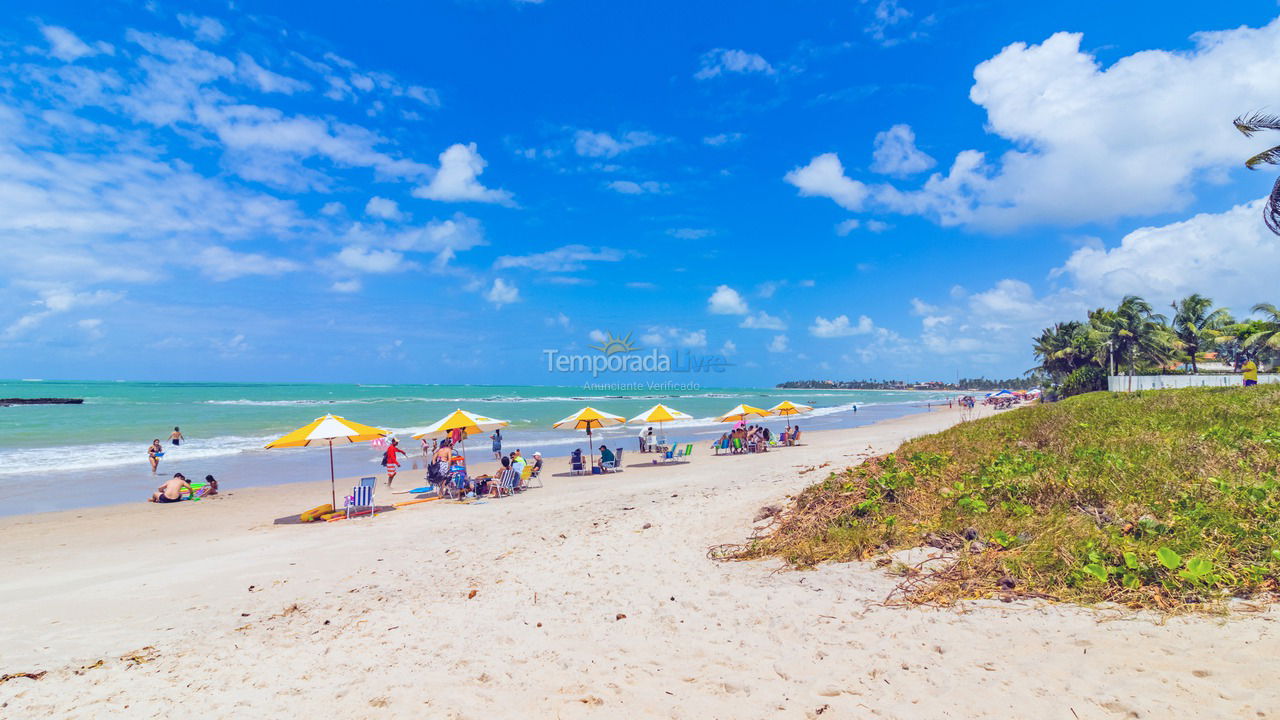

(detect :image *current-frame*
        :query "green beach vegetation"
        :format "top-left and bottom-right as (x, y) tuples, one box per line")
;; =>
(719, 385), (1280, 610)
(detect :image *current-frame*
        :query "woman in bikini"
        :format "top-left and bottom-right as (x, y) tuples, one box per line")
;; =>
(147, 439), (163, 474)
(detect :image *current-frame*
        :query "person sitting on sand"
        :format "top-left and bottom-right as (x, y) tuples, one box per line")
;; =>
(511, 450), (527, 487)
(597, 444), (615, 471)
(150, 473), (192, 503)
(203, 474), (219, 495)
(147, 439), (163, 473)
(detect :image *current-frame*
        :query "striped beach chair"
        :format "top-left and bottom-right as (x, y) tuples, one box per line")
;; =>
(345, 477), (377, 519)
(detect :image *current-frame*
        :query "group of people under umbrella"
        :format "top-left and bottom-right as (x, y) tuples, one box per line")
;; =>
(264, 400), (814, 507)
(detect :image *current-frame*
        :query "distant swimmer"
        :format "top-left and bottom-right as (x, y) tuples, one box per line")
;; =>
(148, 439), (164, 474)
(169, 426), (185, 446)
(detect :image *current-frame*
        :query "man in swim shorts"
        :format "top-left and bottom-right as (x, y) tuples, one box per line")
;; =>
(169, 427), (185, 446)
(150, 473), (192, 503)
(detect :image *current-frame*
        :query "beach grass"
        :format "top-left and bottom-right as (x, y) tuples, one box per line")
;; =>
(721, 386), (1280, 610)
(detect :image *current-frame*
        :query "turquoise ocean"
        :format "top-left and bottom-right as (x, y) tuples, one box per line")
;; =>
(0, 380), (956, 516)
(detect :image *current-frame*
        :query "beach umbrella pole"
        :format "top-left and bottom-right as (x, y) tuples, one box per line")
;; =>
(329, 440), (336, 508)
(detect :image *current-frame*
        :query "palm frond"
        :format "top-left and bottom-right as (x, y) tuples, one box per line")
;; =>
(1234, 111), (1280, 137)
(1266, 176), (1280, 236)
(1245, 144), (1280, 170)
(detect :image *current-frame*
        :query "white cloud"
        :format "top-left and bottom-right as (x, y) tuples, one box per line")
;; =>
(865, 220), (890, 233)
(547, 312), (571, 329)
(196, 246), (300, 281)
(740, 311), (787, 330)
(412, 143), (514, 205)
(871, 124), (935, 176)
(38, 24), (110, 62)
(236, 53), (309, 94)
(872, 21), (1280, 231)
(573, 130), (659, 158)
(784, 153), (869, 211)
(607, 180), (664, 195)
(485, 278), (520, 307)
(176, 14), (227, 43)
(4, 288), (123, 340)
(680, 329), (708, 348)
(695, 49), (775, 80)
(667, 228), (714, 240)
(588, 329), (608, 343)
(331, 279), (362, 293)
(810, 314), (874, 337)
(865, 0), (922, 47)
(494, 245), (625, 272)
(364, 196), (402, 220)
(334, 246), (406, 273)
(626, 281), (657, 290)
(703, 132), (745, 146)
(320, 202), (345, 216)
(767, 334), (789, 353)
(835, 219), (860, 236)
(707, 285), (749, 315)
(910, 298), (939, 316)
(1059, 197), (1280, 310)
(720, 339), (737, 355)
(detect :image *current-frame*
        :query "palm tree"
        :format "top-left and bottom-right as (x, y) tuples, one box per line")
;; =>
(1170, 294), (1231, 374)
(1032, 321), (1096, 381)
(1233, 112), (1280, 234)
(1244, 303), (1280, 364)
(1090, 296), (1176, 384)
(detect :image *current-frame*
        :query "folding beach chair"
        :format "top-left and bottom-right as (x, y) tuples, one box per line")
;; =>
(570, 456), (586, 475)
(614, 448), (624, 471)
(520, 462), (541, 489)
(681, 444), (693, 460)
(344, 477), (377, 519)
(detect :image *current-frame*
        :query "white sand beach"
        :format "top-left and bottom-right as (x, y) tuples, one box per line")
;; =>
(2, 406), (1277, 718)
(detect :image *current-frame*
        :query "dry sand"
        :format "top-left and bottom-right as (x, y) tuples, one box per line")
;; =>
(1, 406), (1277, 718)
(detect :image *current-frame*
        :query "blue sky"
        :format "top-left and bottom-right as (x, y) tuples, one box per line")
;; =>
(2, 0), (1280, 385)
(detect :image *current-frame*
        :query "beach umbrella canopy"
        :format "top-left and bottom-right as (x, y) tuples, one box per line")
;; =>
(553, 406), (625, 468)
(628, 403), (692, 451)
(767, 401), (813, 417)
(412, 408), (509, 440)
(716, 403), (771, 424)
(627, 403), (692, 424)
(265, 414), (387, 507)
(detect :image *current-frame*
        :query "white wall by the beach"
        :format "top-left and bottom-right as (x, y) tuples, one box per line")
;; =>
(1107, 374), (1279, 391)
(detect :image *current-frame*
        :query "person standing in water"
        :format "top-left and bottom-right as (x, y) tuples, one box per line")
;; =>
(169, 427), (185, 446)
(491, 428), (503, 460)
(147, 439), (163, 474)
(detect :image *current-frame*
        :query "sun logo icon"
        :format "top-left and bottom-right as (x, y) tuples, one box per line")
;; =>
(590, 331), (639, 356)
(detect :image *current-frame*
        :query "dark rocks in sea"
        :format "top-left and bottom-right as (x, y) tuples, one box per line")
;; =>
(0, 398), (84, 407)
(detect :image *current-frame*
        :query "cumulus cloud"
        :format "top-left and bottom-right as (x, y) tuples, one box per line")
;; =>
(412, 143), (514, 205)
(740, 311), (787, 330)
(196, 246), (300, 281)
(364, 196), (402, 220)
(494, 245), (625, 272)
(334, 246), (407, 273)
(707, 285), (749, 315)
(4, 288), (124, 339)
(573, 129), (659, 158)
(810, 314), (874, 337)
(695, 49), (775, 80)
(871, 124), (935, 176)
(767, 334), (789, 353)
(784, 153), (869, 211)
(485, 278), (520, 306)
(835, 219), (860, 236)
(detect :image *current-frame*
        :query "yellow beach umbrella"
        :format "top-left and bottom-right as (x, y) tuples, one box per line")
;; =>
(716, 403), (771, 424)
(265, 413), (388, 507)
(412, 408), (509, 465)
(768, 401), (813, 417)
(412, 409), (509, 440)
(628, 403), (692, 450)
(553, 406), (626, 468)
